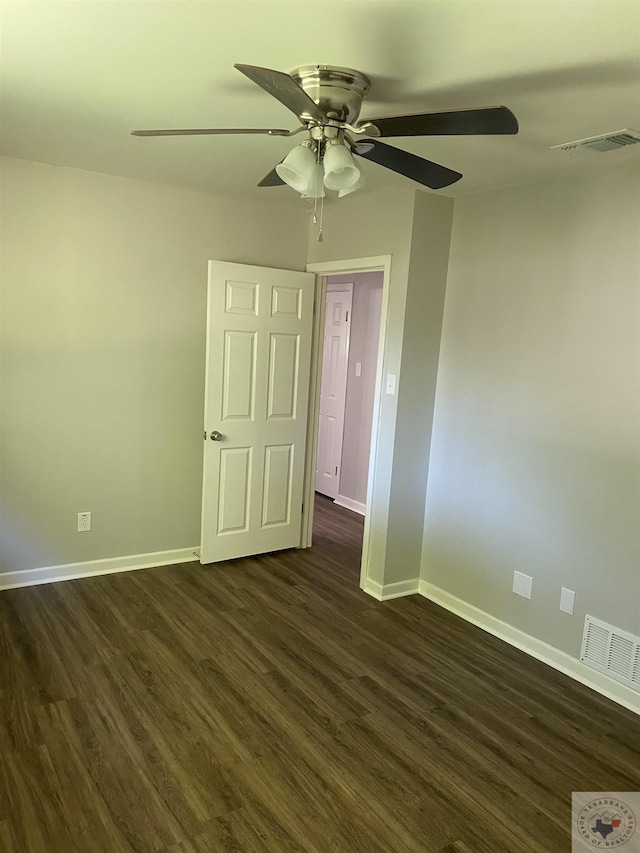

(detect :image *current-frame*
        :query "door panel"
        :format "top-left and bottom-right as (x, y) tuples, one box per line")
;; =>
(201, 261), (314, 564)
(223, 331), (256, 419)
(267, 334), (299, 418)
(262, 444), (294, 526)
(218, 447), (252, 534)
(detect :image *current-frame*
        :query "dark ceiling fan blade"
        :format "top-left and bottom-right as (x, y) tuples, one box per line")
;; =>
(258, 165), (285, 187)
(352, 140), (462, 189)
(234, 64), (326, 123)
(366, 106), (519, 137)
(131, 127), (294, 137)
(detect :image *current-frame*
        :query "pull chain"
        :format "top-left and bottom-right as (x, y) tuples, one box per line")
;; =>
(317, 191), (324, 242)
(312, 156), (319, 227)
(315, 144), (324, 242)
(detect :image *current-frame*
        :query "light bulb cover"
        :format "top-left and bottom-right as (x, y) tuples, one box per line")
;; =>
(338, 168), (366, 197)
(301, 163), (325, 199)
(323, 141), (361, 191)
(276, 142), (317, 193)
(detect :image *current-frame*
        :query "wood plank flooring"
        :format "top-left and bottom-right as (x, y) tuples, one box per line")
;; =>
(1, 494), (638, 852)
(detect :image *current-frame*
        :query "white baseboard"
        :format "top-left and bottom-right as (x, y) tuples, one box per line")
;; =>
(0, 547), (200, 591)
(334, 495), (366, 516)
(362, 577), (420, 601)
(361, 573), (639, 714)
(419, 581), (640, 716)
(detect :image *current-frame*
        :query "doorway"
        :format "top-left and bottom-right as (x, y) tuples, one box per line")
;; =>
(302, 255), (391, 589)
(315, 271), (384, 515)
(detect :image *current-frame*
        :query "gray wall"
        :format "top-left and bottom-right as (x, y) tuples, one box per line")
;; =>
(422, 163), (640, 655)
(309, 187), (454, 586)
(386, 190), (454, 584)
(308, 188), (417, 584)
(0, 156), (308, 575)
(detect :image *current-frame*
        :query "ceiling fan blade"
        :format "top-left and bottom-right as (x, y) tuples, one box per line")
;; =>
(258, 166), (285, 187)
(131, 127), (294, 137)
(352, 140), (462, 189)
(367, 106), (519, 137)
(234, 64), (326, 123)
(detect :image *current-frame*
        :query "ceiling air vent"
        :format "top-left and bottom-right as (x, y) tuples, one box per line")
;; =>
(552, 129), (640, 153)
(581, 615), (640, 692)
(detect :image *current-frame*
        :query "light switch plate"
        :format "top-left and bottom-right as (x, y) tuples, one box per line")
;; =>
(560, 587), (575, 615)
(385, 373), (396, 395)
(512, 571), (533, 599)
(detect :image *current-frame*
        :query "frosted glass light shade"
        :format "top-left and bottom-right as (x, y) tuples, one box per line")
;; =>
(276, 144), (316, 193)
(323, 143), (360, 191)
(338, 169), (366, 197)
(301, 164), (325, 199)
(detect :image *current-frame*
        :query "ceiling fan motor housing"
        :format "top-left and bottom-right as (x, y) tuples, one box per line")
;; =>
(290, 65), (371, 125)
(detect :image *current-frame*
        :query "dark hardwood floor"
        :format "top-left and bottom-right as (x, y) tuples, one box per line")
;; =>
(1, 494), (638, 852)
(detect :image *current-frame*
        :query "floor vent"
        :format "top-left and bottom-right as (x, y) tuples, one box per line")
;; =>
(581, 615), (640, 692)
(551, 128), (640, 153)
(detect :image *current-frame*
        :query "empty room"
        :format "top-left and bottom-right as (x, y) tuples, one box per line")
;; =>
(1, 1), (639, 851)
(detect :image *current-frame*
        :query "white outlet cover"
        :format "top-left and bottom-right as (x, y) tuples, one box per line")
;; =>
(560, 587), (575, 615)
(512, 571), (533, 599)
(355, 362), (362, 377)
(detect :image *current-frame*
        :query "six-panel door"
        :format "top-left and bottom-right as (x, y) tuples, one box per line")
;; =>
(200, 261), (315, 564)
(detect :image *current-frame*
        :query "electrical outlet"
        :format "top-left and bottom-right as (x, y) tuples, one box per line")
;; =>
(560, 587), (575, 615)
(77, 511), (92, 532)
(512, 570), (533, 599)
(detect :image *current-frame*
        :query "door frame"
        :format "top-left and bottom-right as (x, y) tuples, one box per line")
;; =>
(301, 255), (392, 588)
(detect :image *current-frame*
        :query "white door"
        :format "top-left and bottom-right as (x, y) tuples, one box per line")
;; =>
(315, 285), (352, 499)
(201, 261), (315, 564)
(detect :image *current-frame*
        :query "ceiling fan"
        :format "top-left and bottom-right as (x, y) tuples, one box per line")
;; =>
(132, 64), (518, 197)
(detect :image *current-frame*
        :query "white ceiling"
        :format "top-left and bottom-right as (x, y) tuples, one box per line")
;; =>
(2, 0), (639, 208)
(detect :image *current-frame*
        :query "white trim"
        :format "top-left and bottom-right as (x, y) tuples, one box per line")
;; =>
(300, 272), (328, 548)
(419, 581), (640, 716)
(326, 281), (355, 293)
(334, 495), (366, 516)
(362, 577), (420, 601)
(306, 256), (392, 276)
(0, 547), (199, 591)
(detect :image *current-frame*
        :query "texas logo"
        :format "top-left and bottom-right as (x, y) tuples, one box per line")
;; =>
(574, 795), (637, 849)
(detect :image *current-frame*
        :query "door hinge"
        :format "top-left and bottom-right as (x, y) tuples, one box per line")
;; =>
(345, 310), (349, 322)
(335, 466), (338, 475)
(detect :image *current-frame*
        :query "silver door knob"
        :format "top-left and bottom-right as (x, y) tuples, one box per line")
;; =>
(209, 430), (224, 441)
